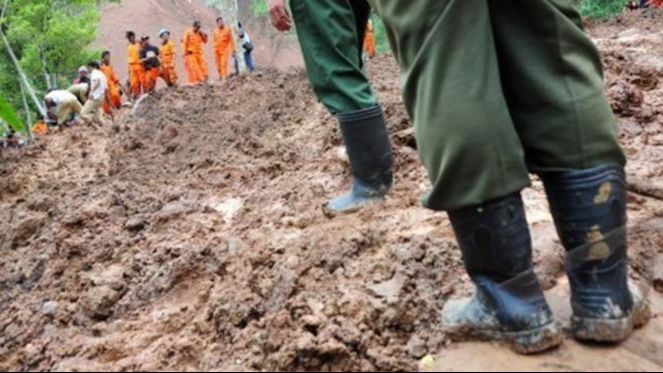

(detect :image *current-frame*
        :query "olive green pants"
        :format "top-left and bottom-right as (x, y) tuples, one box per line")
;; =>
(368, 0), (625, 210)
(290, 0), (377, 114)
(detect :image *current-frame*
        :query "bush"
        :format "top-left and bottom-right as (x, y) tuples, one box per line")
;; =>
(578, 0), (626, 19)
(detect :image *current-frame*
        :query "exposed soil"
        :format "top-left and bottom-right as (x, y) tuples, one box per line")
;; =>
(1, 11), (662, 372)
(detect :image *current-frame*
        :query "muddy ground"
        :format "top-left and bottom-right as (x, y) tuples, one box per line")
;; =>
(1, 12), (662, 372)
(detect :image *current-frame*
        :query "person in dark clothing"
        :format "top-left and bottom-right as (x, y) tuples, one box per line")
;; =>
(140, 36), (161, 93)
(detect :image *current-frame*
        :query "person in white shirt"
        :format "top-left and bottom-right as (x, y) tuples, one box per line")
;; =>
(237, 22), (256, 73)
(81, 61), (108, 126)
(44, 90), (82, 126)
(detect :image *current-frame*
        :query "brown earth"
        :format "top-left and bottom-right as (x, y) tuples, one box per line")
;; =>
(1, 12), (662, 372)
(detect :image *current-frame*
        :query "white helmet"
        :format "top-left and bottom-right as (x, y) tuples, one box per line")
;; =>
(159, 29), (170, 37)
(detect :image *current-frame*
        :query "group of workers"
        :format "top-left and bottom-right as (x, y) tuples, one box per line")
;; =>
(43, 60), (110, 129)
(127, 17), (256, 99)
(36, 17), (257, 130)
(268, 0), (653, 355)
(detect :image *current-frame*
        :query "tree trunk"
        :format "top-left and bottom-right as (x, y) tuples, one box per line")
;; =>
(0, 30), (46, 117)
(19, 79), (33, 140)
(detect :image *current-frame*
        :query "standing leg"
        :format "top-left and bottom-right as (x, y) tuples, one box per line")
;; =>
(368, 0), (560, 353)
(488, 0), (650, 342)
(215, 51), (222, 79)
(245, 51), (256, 72)
(220, 51), (230, 79)
(290, 0), (393, 214)
(198, 53), (209, 81)
(130, 66), (143, 98)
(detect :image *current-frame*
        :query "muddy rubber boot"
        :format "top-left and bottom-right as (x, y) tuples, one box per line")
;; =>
(444, 193), (562, 354)
(323, 106), (393, 215)
(542, 165), (651, 343)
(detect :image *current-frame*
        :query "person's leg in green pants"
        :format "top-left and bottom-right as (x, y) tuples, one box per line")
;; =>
(368, 0), (649, 353)
(284, 0), (393, 214)
(489, 0), (650, 345)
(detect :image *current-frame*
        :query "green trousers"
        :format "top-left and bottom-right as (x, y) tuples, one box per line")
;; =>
(290, 0), (377, 114)
(368, 0), (625, 211)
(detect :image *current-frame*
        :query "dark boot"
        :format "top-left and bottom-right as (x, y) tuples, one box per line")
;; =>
(542, 164), (650, 343)
(444, 193), (562, 354)
(324, 106), (393, 215)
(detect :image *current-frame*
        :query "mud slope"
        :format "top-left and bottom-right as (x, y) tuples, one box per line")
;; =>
(1, 17), (663, 372)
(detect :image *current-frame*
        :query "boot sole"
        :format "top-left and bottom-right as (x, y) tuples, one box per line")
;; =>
(572, 300), (651, 343)
(322, 196), (385, 217)
(446, 321), (563, 355)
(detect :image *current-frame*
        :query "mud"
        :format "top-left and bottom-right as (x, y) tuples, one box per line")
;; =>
(1, 15), (663, 372)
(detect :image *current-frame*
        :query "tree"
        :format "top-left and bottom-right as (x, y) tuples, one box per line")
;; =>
(577, 0), (627, 19)
(0, 92), (24, 135)
(0, 0), (100, 128)
(4, 0), (100, 89)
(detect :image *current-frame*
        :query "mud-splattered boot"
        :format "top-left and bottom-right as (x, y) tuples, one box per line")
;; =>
(323, 106), (393, 215)
(444, 193), (562, 354)
(542, 165), (651, 343)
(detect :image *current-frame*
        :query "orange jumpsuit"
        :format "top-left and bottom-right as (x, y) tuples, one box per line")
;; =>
(101, 64), (122, 114)
(363, 21), (376, 59)
(127, 43), (145, 97)
(160, 39), (178, 86)
(32, 121), (48, 135)
(182, 28), (209, 83)
(213, 26), (236, 79)
(143, 67), (161, 93)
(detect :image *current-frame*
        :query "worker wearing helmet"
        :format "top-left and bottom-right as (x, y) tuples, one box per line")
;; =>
(159, 29), (178, 87)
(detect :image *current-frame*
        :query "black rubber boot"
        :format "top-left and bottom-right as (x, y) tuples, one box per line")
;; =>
(444, 193), (562, 354)
(323, 106), (393, 215)
(542, 164), (650, 343)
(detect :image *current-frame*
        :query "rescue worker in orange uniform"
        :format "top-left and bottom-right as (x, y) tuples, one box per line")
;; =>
(182, 20), (209, 84)
(363, 19), (376, 59)
(101, 50), (122, 116)
(126, 31), (144, 99)
(159, 29), (178, 87)
(140, 36), (161, 93)
(213, 16), (236, 80)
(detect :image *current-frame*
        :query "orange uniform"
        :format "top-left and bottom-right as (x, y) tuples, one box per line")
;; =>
(160, 39), (178, 87)
(32, 121), (48, 135)
(182, 28), (209, 83)
(101, 63), (122, 114)
(213, 26), (236, 79)
(143, 67), (161, 93)
(127, 42), (145, 97)
(364, 20), (376, 59)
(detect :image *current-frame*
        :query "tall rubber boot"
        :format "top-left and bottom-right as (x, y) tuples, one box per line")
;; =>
(542, 165), (650, 342)
(323, 106), (393, 215)
(443, 193), (562, 354)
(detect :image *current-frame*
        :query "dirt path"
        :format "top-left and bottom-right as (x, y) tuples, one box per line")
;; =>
(1, 14), (662, 372)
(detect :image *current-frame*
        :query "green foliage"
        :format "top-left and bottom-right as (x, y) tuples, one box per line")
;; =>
(578, 0), (626, 19)
(0, 93), (24, 133)
(0, 0), (100, 123)
(251, 0), (267, 17)
(371, 14), (389, 55)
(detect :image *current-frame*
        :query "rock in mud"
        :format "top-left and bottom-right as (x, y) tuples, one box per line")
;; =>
(124, 217), (146, 232)
(42, 301), (59, 317)
(654, 256), (663, 293)
(10, 212), (48, 249)
(83, 286), (121, 321)
(406, 335), (428, 359)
